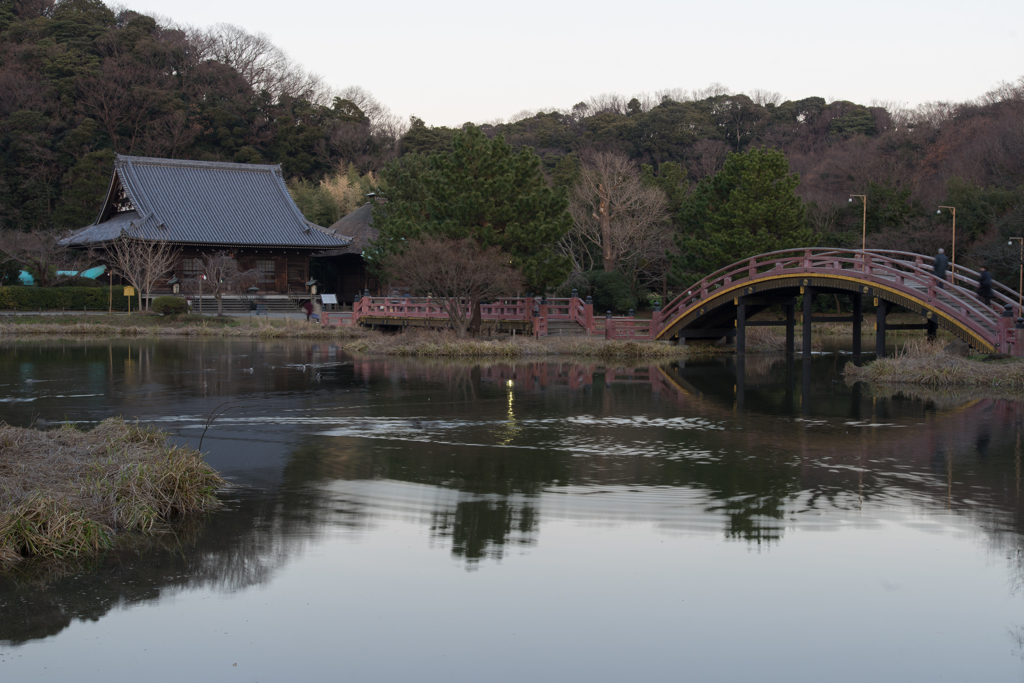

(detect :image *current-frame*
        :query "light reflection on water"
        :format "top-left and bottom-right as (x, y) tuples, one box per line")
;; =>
(1, 339), (1024, 681)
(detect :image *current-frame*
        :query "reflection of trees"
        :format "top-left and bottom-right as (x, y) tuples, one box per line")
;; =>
(8, 346), (1024, 642)
(430, 500), (537, 564)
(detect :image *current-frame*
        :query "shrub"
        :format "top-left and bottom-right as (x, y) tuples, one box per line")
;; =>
(0, 286), (130, 311)
(586, 270), (637, 314)
(151, 296), (187, 315)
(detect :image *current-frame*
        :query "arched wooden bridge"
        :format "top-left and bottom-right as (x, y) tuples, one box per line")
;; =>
(655, 248), (1024, 356)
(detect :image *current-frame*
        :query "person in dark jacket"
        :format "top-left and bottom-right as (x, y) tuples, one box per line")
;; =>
(933, 248), (948, 289)
(977, 266), (994, 307)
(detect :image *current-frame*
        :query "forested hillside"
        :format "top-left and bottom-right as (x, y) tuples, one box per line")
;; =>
(2, 0), (1022, 286)
(408, 86), (1024, 268)
(0, 0), (401, 233)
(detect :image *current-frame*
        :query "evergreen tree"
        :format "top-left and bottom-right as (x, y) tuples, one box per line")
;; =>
(371, 126), (572, 292)
(672, 148), (811, 284)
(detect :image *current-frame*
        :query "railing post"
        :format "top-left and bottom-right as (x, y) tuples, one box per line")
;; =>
(605, 311), (614, 340)
(650, 301), (661, 339)
(585, 295), (594, 333)
(998, 304), (1015, 352)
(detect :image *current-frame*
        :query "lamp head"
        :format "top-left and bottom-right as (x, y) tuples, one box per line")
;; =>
(936, 209), (942, 215)
(848, 198), (853, 203)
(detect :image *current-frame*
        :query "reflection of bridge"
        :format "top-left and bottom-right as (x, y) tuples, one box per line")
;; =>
(656, 248), (1023, 356)
(323, 249), (1024, 357)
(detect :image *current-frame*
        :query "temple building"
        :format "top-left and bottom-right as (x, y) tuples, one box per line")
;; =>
(314, 201), (382, 301)
(64, 155), (352, 297)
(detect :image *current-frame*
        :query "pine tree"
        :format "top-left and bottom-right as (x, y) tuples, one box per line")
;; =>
(672, 148), (811, 284)
(370, 126), (572, 292)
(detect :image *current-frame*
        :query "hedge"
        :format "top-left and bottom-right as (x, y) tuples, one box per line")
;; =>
(0, 286), (132, 311)
(152, 295), (187, 315)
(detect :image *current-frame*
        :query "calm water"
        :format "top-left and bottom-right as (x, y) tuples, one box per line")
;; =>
(2, 339), (1024, 682)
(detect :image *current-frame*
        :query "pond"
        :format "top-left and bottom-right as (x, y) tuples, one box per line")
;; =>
(2, 339), (1023, 682)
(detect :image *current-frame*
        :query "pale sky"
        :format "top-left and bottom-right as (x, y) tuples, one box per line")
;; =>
(122, 0), (1023, 127)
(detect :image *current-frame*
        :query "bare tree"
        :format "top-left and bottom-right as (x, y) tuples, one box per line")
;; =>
(688, 139), (730, 180)
(0, 229), (92, 288)
(750, 89), (783, 107)
(105, 236), (177, 311)
(191, 23), (331, 105)
(564, 151), (670, 291)
(385, 237), (523, 338)
(199, 251), (259, 316)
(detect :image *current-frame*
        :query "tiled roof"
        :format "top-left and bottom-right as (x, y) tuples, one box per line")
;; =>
(325, 202), (376, 253)
(64, 156), (351, 249)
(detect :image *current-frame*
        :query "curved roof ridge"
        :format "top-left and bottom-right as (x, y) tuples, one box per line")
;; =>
(114, 154), (283, 173)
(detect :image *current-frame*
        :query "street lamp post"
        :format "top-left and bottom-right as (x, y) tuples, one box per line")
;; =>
(938, 206), (957, 282)
(1009, 238), (1023, 314)
(849, 195), (867, 252)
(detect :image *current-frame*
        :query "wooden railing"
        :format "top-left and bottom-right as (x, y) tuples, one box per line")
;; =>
(656, 248), (1021, 349)
(321, 291), (668, 340)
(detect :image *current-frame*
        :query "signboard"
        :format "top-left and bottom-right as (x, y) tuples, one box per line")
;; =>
(320, 294), (338, 305)
(123, 286), (135, 296)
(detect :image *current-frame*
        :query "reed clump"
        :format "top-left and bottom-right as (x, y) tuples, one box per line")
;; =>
(342, 329), (701, 359)
(844, 338), (1024, 387)
(542, 336), (697, 359)
(0, 418), (224, 567)
(344, 329), (548, 357)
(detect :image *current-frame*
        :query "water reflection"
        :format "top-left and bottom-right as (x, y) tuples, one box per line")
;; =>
(2, 339), (1024, 657)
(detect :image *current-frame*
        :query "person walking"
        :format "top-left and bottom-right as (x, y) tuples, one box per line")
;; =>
(977, 265), (994, 307)
(933, 248), (949, 289)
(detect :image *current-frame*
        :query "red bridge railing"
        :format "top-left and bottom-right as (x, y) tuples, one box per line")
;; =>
(656, 248), (1020, 350)
(321, 292), (665, 340)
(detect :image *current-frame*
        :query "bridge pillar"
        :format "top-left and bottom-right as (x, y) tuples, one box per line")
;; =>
(852, 292), (863, 358)
(927, 318), (938, 341)
(876, 299), (887, 357)
(735, 355), (745, 411)
(801, 358), (812, 417)
(786, 302), (795, 356)
(736, 297), (747, 356)
(802, 287), (814, 359)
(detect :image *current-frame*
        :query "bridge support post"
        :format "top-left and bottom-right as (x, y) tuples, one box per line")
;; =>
(802, 287), (814, 359)
(786, 302), (795, 356)
(801, 358), (812, 416)
(852, 292), (862, 358)
(736, 297), (746, 356)
(876, 299), (887, 357)
(735, 355), (745, 411)
(927, 318), (938, 341)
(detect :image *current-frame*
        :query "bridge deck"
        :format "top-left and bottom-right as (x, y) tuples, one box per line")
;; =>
(656, 249), (1023, 354)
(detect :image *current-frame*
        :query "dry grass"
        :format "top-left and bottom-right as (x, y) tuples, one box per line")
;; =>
(342, 329), (702, 360)
(742, 326), (826, 352)
(0, 418), (224, 567)
(0, 316), (365, 340)
(344, 329), (548, 357)
(844, 338), (1024, 387)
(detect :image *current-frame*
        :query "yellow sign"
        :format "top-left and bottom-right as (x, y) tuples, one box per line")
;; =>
(123, 286), (135, 296)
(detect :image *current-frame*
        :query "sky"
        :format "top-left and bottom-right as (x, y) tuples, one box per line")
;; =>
(120, 0), (1024, 127)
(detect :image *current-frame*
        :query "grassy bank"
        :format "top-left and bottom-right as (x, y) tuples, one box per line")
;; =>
(0, 314), (365, 339)
(342, 330), (704, 360)
(1, 418), (224, 568)
(844, 339), (1024, 388)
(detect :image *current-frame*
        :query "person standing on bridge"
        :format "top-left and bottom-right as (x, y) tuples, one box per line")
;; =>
(933, 248), (949, 289)
(977, 265), (994, 307)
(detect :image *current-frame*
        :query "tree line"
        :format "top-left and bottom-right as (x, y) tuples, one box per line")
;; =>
(0, 0), (403, 234)
(2, 0), (1023, 312)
